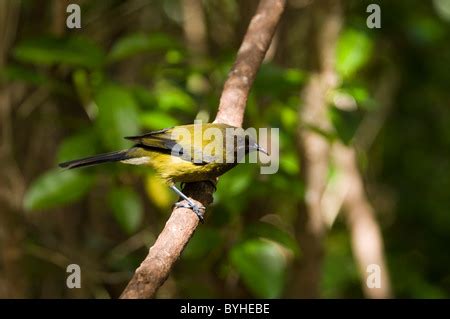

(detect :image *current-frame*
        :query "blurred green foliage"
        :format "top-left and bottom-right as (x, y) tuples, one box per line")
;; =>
(24, 169), (94, 211)
(13, 36), (105, 68)
(108, 187), (143, 235)
(230, 238), (287, 298)
(336, 29), (373, 79)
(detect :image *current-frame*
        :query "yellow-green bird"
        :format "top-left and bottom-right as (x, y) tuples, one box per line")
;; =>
(59, 123), (268, 221)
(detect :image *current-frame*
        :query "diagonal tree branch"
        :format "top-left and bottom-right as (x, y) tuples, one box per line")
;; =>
(332, 69), (399, 298)
(120, 0), (286, 299)
(334, 143), (393, 298)
(214, 0), (286, 126)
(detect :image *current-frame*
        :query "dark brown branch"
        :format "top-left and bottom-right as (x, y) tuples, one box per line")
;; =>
(119, 182), (214, 298)
(120, 0), (286, 299)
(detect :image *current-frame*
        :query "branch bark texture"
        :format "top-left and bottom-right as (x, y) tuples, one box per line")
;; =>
(214, 0), (285, 126)
(120, 0), (286, 299)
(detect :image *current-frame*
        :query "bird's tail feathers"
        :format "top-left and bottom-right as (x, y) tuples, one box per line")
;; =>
(58, 150), (129, 169)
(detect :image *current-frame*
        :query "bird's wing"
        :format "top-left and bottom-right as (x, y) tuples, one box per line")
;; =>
(125, 127), (219, 164)
(125, 127), (177, 150)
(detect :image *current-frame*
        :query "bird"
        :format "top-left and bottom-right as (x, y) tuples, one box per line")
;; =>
(59, 123), (268, 221)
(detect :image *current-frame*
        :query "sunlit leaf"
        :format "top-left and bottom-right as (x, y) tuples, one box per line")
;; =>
(108, 187), (143, 234)
(347, 86), (369, 104)
(13, 36), (105, 68)
(280, 106), (297, 130)
(154, 81), (196, 112)
(95, 85), (140, 150)
(140, 112), (179, 130)
(336, 29), (373, 78)
(24, 169), (94, 211)
(165, 49), (184, 64)
(280, 151), (300, 175)
(145, 173), (174, 209)
(230, 238), (287, 298)
(284, 68), (306, 85)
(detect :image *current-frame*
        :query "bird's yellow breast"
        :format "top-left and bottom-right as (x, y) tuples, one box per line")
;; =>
(139, 151), (236, 184)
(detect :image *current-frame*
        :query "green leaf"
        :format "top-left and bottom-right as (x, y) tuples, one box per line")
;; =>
(154, 81), (196, 112)
(228, 169), (252, 195)
(95, 85), (140, 150)
(245, 222), (300, 257)
(329, 107), (362, 145)
(108, 187), (143, 234)
(72, 69), (92, 107)
(57, 129), (99, 163)
(215, 165), (253, 205)
(139, 112), (179, 130)
(132, 86), (157, 109)
(108, 33), (178, 62)
(165, 49), (184, 64)
(280, 106), (297, 130)
(280, 151), (300, 175)
(336, 29), (373, 78)
(347, 86), (370, 104)
(13, 36), (105, 68)
(24, 169), (94, 211)
(1, 64), (49, 85)
(253, 64), (306, 97)
(230, 239), (287, 298)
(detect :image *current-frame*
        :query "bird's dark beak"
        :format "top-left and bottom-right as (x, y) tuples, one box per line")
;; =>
(256, 145), (269, 155)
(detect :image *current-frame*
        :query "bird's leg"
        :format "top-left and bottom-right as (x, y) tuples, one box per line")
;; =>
(170, 185), (205, 223)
